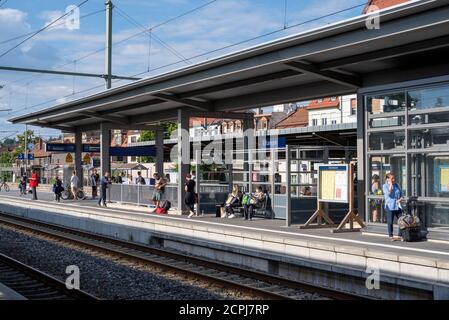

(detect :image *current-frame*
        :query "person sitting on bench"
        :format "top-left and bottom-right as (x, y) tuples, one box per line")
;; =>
(243, 186), (265, 221)
(223, 185), (240, 219)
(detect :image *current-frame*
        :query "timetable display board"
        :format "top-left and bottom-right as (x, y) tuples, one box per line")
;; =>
(318, 165), (349, 203)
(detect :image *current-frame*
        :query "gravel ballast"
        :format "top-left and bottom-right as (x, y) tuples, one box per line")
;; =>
(0, 225), (253, 300)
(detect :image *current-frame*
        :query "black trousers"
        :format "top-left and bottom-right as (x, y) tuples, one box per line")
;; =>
(185, 192), (195, 213)
(32, 187), (37, 200)
(55, 192), (61, 202)
(243, 204), (254, 220)
(386, 207), (402, 237)
(98, 188), (107, 206)
(92, 186), (97, 198)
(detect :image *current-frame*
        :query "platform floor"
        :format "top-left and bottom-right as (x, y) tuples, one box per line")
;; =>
(1, 189), (448, 263)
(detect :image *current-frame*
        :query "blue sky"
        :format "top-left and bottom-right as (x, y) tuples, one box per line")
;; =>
(0, 0), (368, 139)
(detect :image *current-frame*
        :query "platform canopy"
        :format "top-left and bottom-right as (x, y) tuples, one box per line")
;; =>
(9, 0), (449, 131)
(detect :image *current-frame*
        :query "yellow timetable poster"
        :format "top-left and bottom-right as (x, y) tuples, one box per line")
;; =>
(440, 167), (449, 192)
(319, 165), (349, 203)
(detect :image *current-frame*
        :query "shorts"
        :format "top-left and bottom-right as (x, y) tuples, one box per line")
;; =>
(152, 191), (163, 201)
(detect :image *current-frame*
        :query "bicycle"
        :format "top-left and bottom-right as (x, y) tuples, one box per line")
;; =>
(0, 181), (10, 192)
(60, 184), (86, 200)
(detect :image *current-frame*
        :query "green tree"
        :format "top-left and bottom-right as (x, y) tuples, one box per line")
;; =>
(14, 130), (35, 158)
(137, 123), (177, 163)
(0, 152), (15, 165)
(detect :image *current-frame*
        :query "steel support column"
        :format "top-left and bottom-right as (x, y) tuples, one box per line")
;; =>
(75, 130), (83, 187)
(155, 128), (164, 175)
(100, 123), (111, 176)
(356, 92), (366, 221)
(177, 109), (190, 213)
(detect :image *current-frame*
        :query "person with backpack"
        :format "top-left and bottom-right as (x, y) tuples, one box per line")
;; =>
(185, 174), (196, 218)
(29, 169), (39, 201)
(19, 174), (27, 196)
(152, 173), (166, 212)
(242, 186), (265, 221)
(53, 176), (63, 202)
(223, 185), (240, 219)
(383, 172), (404, 241)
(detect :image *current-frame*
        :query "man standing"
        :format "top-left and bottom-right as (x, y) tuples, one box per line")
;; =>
(135, 171), (146, 185)
(383, 172), (404, 241)
(98, 172), (111, 207)
(152, 173), (166, 212)
(90, 170), (98, 199)
(29, 169), (39, 200)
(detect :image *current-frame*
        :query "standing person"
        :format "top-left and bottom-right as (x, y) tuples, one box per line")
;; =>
(383, 173), (404, 241)
(29, 169), (39, 200)
(53, 176), (63, 202)
(19, 174), (27, 196)
(136, 171), (146, 185)
(185, 174), (196, 218)
(371, 175), (382, 223)
(98, 172), (111, 207)
(90, 170), (98, 199)
(126, 174), (133, 185)
(152, 173), (166, 212)
(165, 174), (171, 184)
(70, 171), (79, 200)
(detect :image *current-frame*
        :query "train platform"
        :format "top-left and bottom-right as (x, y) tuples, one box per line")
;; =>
(0, 283), (26, 300)
(1, 191), (449, 299)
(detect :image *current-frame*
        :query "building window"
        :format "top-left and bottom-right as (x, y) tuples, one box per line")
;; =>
(130, 136), (137, 143)
(322, 118), (328, 126)
(331, 120), (337, 125)
(312, 119), (318, 126)
(351, 98), (357, 115)
(317, 99), (323, 103)
(131, 156), (137, 162)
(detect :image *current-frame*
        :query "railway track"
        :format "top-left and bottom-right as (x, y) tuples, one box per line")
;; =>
(0, 212), (368, 300)
(0, 252), (97, 300)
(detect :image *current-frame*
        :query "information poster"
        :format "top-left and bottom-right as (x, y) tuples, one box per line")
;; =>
(440, 166), (449, 192)
(318, 165), (349, 203)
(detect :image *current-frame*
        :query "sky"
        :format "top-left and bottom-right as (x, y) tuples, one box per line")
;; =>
(0, 0), (369, 140)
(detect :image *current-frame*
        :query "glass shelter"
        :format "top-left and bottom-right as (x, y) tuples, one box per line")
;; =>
(364, 81), (449, 231)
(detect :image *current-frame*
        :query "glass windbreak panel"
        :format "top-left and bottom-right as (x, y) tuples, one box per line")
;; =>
(409, 154), (449, 198)
(421, 201), (449, 229)
(409, 128), (449, 150)
(367, 92), (406, 115)
(408, 84), (449, 111)
(369, 116), (405, 129)
(369, 131), (406, 151)
(408, 111), (449, 126)
(368, 155), (407, 199)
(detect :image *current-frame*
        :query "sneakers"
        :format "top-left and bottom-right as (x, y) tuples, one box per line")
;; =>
(188, 212), (195, 219)
(228, 214), (236, 219)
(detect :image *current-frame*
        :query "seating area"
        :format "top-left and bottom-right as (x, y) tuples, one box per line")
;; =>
(216, 192), (275, 220)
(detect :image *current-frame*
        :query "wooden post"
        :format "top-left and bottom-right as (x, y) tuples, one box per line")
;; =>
(332, 163), (366, 233)
(299, 163), (336, 229)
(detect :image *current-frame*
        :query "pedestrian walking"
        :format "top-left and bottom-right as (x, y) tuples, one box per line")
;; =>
(29, 169), (39, 200)
(91, 170), (98, 199)
(53, 176), (63, 202)
(98, 172), (111, 207)
(185, 174), (196, 218)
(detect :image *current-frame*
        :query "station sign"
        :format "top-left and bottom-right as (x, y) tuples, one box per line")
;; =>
(46, 143), (100, 153)
(17, 153), (34, 160)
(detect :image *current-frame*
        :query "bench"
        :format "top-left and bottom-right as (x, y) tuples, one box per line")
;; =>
(216, 193), (275, 219)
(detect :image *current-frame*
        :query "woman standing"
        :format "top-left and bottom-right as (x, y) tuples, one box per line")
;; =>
(185, 174), (196, 218)
(70, 171), (79, 200)
(371, 175), (382, 222)
(383, 173), (404, 241)
(29, 169), (39, 200)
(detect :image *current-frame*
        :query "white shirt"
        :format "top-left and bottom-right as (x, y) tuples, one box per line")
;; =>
(70, 175), (79, 188)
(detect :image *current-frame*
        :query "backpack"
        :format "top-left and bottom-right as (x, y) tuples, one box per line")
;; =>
(242, 194), (251, 205)
(161, 200), (171, 211)
(155, 207), (167, 214)
(52, 183), (56, 193)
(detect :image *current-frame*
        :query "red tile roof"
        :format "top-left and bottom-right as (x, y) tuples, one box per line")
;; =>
(306, 97), (340, 110)
(276, 108), (308, 129)
(363, 0), (409, 13)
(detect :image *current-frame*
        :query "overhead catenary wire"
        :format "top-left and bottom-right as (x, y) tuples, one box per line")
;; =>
(7, 1), (365, 118)
(0, 0), (9, 9)
(0, 0), (90, 59)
